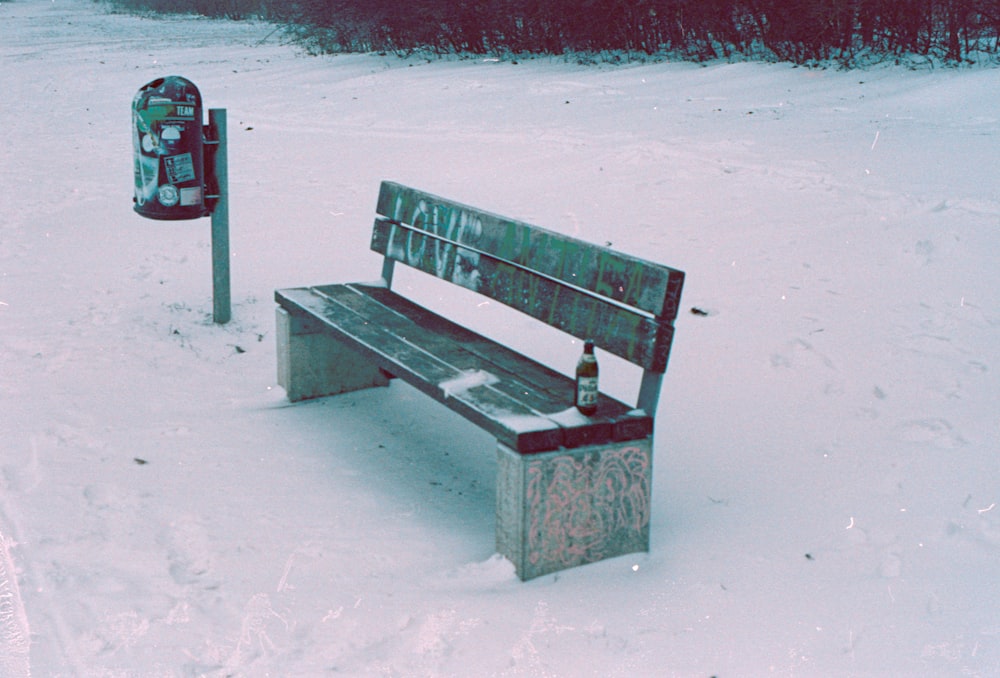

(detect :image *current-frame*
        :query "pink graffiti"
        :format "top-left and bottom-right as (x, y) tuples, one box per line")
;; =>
(525, 445), (650, 568)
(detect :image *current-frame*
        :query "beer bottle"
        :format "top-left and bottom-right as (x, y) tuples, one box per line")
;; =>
(575, 339), (599, 416)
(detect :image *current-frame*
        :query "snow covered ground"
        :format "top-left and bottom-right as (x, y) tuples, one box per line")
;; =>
(2, 0), (999, 675)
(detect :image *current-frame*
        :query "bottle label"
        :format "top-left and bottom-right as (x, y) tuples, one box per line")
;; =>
(577, 377), (599, 407)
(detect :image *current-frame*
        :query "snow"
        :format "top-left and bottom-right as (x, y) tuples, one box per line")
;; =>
(2, 0), (999, 675)
(439, 370), (500, 399)
(545, 407), (596, 428)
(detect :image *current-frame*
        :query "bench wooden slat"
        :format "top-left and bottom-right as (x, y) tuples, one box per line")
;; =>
(278, 287), (463, 387)
(278, 285), (563, 452)
(322, 283), (573, 409)
(371, 218), (676, 373)
(276, 285), (649, 452)
(342, 284), (654, 444)
(376, 181), (685, 320)
(310, 283), (651, 446)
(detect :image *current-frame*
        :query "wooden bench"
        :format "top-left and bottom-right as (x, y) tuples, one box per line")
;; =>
(275, 181), (685, 579)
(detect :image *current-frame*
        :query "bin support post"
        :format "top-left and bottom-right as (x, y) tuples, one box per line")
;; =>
(208, 108), (231, 324)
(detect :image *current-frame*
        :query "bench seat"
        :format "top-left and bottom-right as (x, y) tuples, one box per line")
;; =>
(276, 282), (653, 454)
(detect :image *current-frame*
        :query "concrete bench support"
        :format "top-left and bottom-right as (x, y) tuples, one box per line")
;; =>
(277, 307), (389, 402)
(496, 437), (653, 580)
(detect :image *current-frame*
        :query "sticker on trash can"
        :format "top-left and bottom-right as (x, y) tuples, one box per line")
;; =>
(179, 186), (202, 206)
(157, 184), (180, 206)
(164, 153), (196, 184)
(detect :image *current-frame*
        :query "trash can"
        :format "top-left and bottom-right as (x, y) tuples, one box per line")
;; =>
(132, 76), (207, 220)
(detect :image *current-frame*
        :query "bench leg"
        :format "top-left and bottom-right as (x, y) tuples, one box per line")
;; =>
(495, 437), (653, 580)
(276, 307), (390, 402)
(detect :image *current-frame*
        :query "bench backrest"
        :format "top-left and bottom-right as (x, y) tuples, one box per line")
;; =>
(371, 181), (684, 413)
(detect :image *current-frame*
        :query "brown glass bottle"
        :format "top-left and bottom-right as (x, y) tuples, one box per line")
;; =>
(575, 339), (599, 416)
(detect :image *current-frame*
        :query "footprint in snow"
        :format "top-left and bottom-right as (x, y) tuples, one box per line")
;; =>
(895, 418), (966, 449)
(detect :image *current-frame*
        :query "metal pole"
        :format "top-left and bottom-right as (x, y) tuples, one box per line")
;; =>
(208, 108), (231, 324)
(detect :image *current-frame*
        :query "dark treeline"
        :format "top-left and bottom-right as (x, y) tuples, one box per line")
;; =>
(105, 0), (1000, 63)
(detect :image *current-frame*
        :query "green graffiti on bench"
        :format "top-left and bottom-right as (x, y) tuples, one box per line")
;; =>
(380, 192), (674, 371)
(386, 195), (485, 292)
(379, 182), (683, 321)
(492, 223), (678, 319)
(525, 444), (651, 569)
(375, 215), (672, 372)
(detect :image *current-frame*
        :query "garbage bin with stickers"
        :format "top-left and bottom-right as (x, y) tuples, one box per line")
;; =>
(132, 75), (207, 220)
